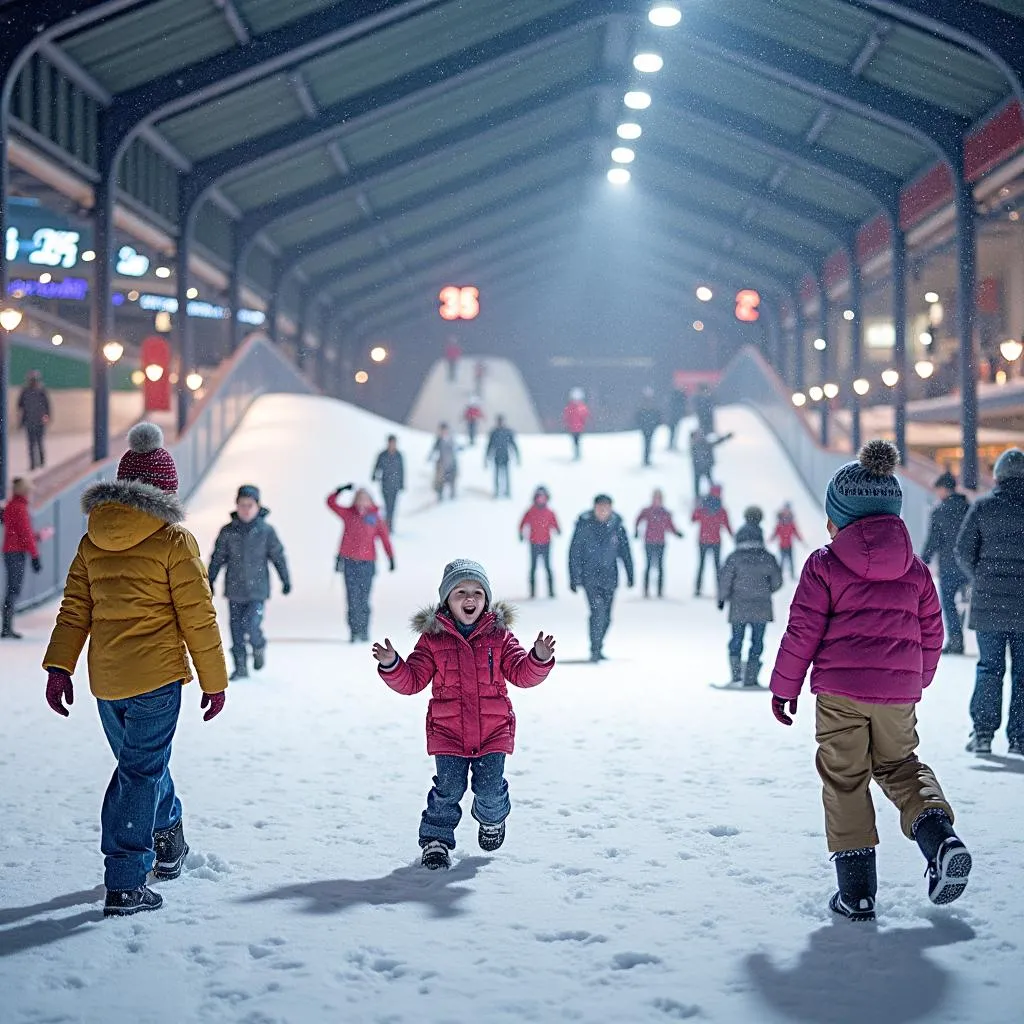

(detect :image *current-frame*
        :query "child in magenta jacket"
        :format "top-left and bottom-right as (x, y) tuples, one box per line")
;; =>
(372, 559), (555, 870)
(770, 441), (971, 922)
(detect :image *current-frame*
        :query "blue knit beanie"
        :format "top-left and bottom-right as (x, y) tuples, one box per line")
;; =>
(439, 558), (492, 608)
(825, 440), (903, 530)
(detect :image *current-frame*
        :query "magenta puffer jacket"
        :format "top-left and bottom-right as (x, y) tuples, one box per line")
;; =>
(379, 601), (553, 757)
(770, 515), (943, 705)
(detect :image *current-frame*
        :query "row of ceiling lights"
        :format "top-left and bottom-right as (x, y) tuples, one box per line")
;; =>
(606, 5), (681, 186)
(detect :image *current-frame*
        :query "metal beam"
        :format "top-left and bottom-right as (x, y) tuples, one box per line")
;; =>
(213, 0), (251, 46)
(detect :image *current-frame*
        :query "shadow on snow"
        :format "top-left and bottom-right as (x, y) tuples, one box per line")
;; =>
(0, 886), (105, 958)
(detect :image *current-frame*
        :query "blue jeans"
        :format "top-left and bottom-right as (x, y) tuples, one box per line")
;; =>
(97, 682), (183, 890)
(695, 543), (720, 595)
(584, 585), (615, 656)
(729, 622), (766, 661)
(229, 600), (265, 659)
(343, 558), (376, 638)
(493, 460), (511, 497)
(419, 754), (511, 849)
(971, 631), (1024, 742)
(779, 547), (795, 580)
(938, 568), (968, 647)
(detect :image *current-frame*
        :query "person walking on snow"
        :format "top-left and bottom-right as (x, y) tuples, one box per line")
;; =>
(1, 476), (44, 638)
(327, 483), (395, 643)
(43, 423), (229, 918)
(666, 385), (688, 451)
(920, 471), (970, 656)
(770, 440), (971, 923)
(563, 389), (590, 462)
(372, 435), (405, 534)
(519, 485), (560, 598)
(690, 428), (733, 499)
(955, 448), (1024, 756)
(692, 485), (732, 597)
(444, 339), (462, 382)
(635, 488), (683, 598)
(17, 370), (51, 471)
(208, 484), (290, 680)
(636, 389), (662, 468)
(771, 502), (804, 581)
(371, 559), (555, 870)
(569, 494), (634, 662)
(430, 423), (458, 501)
(694, 382), (716, 437)
(718, 507), (782, 686)
(485, 414), (520, 499)
(463, 397), (484, 447)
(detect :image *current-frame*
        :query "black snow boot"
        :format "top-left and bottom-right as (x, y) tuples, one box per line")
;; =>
(478, 820), (506, 852)
(942, 640), (965, 655)
(729, 656), (742, 684)
(420, 841), (452, 870)
(152, 820), (189, 881)
(743, 659), (762, 688)
(965, 730), (992, 754)
(230, 649), (248, 681)
(913, 810), (972, 906)
(252, 647), (266, 671)
(829, 847), (877, 922)
(104, 884), (163, 918)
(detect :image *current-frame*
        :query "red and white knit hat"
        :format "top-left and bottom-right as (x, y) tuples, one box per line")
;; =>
(117, 423), (178, 492)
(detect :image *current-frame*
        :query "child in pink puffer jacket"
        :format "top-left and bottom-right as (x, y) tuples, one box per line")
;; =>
(770, 441), (971, 922)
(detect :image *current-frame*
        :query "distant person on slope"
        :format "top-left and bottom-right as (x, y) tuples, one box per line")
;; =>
(43, 423), (228, 919)
(430, 423), (458, 501)
(636, 388), (662, 468)
(485, 414), (520, 499)
(17, 370), (51, 471)
(1, 476), (45, 639)
(372, 558), (555, 870)
(919, 471), (969, 656)
(694, 382), (716, 437)
(372, 435), (405, 533)
(563, 388), (590, 462)
(519, 485), (561, 598)
(569, 494), (634, 662)
(463, 397), (484, 447)
(208, 485), (290, 680)
(327, 483), (394, 643)
(692, 485), (732, 597)
(690, 428), (733, 499)
(635, 488), (683, 599)
(771, 501), (804, 581)
(444, 339), (462, 382)
(666, 385), (689, 451)
(770, 441), (970, 922)
(717, 507), (782, 687)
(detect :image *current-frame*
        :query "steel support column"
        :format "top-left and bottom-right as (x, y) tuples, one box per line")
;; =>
(175, 206), (197, 435)
(793, 295), (806, 391)
(818, 278), (830, 448)
(891, 223), (908, 464)
(296, 289), (311, 373)
(955, 178), (979, 489)
(315, 304), (330, 389)
(91, 177), (116, 462)
(227, 228), (244, 354)
(847, 244), (864, 453)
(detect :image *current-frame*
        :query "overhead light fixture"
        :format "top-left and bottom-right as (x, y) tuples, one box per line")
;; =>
(617, 122), (642, 140)
(696, 286), (713, 302)
(692, 320), (705, 332)
(186, 372), (204, 391)
(813, 337), (827, 351)
(623, 91), (652, 110)
(919, 331), (933, 345)
(38, 272), (52, 284)
(127, 289), (140, 302)
(131, 370), (145, 386)
(843, 309), (855, 321)
(915, 359), (935, 379)
(370, 346), (388, 362)
(354, 370), (369, 384)
(633, 53), (664, 73)
(1000, 338), (1024, 362)
(791, 391), (807, 407)
(808, 385), (824, 402)
(155, 266), (171, 279)
(51, 333), (63, 346)
(853, 378), (870, 396)
(144, 363), (164, 382)
(649, 4), (682, 27)
(924, 291), (939, 304)
(80, 250), (96, 262)
(611, 146), (635, 164)
(186, 287), (199, 299)
(155, 311), (172, 333)
(823, 382), (839, 399)
(0, 306), (24, 331)
(102, 340), (124, 363)
(881, 369), (900, 387)
(607, 167), (631, 185)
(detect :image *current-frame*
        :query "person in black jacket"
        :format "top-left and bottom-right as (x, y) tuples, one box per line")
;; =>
(690, 429), (733, 498)
(666, 386), (688, 451)
(208, 485), (290, 680)
(694, 383), (716, 437)
(372, 435), (405, 533)
(484, 415), (520, 499)
(636, 389), (661, 467)
(956, 449), (1024, 756)
(568, 494), (634, 662)
(17, 371), (51, 470)
(920, 471), (970, 655)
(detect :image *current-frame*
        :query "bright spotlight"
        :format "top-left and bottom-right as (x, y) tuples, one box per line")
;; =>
(186, 372), (204, 391)
(144, 363), (164, 382)
(80, 250), (96, 262)
(186, 287), (199, 299)
(611, 147), (635, 164)
(813, 337), (827, 351)
(915, 360), (935, 379)
(51, 333), (63, 346)
(102, 340), (124, 363)
(919, 331), (933, 345)
(607, 167), (631, 185)
(633, 53), (664, 73)
(924, 291), (939, 304)
(692, 320), (705, 332)
(791, 392), (807, 407)
(853, 378), (870, 396)
(155, 266), (171, 279)
(370, 346), (388, 363)
(696, 286), (713, 302)
(624, 91), (652, 110)
(354, 370), (369, 384)
(38, 272), (52, 284)
(881, 369), (900, 387)
(617, 122), (642, 140)
(823, 382), (839, 399)
(843, 309), (855, 321)
(649, 4), (682, 27)
(808, 386), (824, 402)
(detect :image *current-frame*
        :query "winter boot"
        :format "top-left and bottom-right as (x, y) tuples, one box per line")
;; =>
(913, 810), (971, 905)
(230, 648), (248, 681)
(421, 841), (452, 870)
(152, 820), (189, 881)
(965, 730), (992, 755)
(104, 884), (163, 918)
(479, 820), (506, 852)
(729, 656), (743, 685)
(829, 848), (877, 922)
(252, 647), (266, 672)
(942, 640), (965, 655)
(743, 659), (762, 688)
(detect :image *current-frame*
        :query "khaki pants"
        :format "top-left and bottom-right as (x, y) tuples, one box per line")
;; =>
(815, 694), (953, 853)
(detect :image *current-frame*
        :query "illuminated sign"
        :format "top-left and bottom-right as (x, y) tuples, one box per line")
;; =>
(116, 245), (150, 277)
(8, 277), (89, 300)
(735, 289), (761, 322)
(6, 226), (81, 268)
(138, 293), (265, 323)
(439, 285), (480, 321)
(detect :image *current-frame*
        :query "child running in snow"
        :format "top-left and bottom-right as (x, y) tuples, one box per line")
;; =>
(372, 559), (555, 869)
(208, 485), (291, 680)
(771, 501), (803, 580)
(635, 488), (683, 598)
(519, 486), (560, 598)
(770, 441), (971, 922)
(717, 507), (782, 687)
(692, 485), (732, 597)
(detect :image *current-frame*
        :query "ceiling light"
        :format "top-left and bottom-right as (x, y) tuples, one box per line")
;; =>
(624, 91), (652, 110)
(853, 378), (870, 396)
(813, 337), (827, 351)
(607, 167), (631, 185)
(1000, 338), (1023, 362)
(649, 4), (682, 27)
(915, 359), (935, 379)
(186, 287), (199, 299)
(823, 382), (839, 399)
(696, 286), (713, 302)
(80, 250), (96, 262)
(881, 369), (900, 387)
(38, 272), (52, 284)
(842, 309), (855, 321)
(791, 392), (807, 407)
(919, 331), (933, 345)
(617, 122), (642, 140)
(102, 340), (124, 363)
(155, 266), (171, 279)
(693, 320), (705, 332)
(51, 333), (63, 346)
(370, 346), (388, 362)
(186, 372), (204, 391)
(0, 307), (24, 331)
(127, 289), (140, 301)
(354, 370), (369, 384)
(633, 53), (664, 73)
(611, 146), (635, 164)
(808, 386), (824, 402)
(924, 291), (939, 304)
(145, 363), (164, 382)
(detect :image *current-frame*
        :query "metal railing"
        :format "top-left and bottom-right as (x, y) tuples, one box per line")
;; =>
(13, 334), (314, 611)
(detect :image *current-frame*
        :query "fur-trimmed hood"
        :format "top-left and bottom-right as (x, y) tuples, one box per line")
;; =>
(412, 599), (516, 635)
(82, 479), (185, 552)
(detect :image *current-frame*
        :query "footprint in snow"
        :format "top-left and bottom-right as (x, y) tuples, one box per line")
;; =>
(706, 825), (740, 838)
(611, 951), (662, 970)
(535, 930), (607, 945)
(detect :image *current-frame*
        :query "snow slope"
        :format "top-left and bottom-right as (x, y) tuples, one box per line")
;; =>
(1, 394), (1020, 1024)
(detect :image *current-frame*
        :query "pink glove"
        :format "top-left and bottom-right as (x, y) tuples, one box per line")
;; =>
(772, 695), (797, 726)
(201, 690), (226, 722)
(46, 669), (74, 717)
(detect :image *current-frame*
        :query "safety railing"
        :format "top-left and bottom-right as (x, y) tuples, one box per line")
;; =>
(13, 334), (314, 611)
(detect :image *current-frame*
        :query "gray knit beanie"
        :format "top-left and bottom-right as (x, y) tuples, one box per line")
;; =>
(994, 448), (1024, 483)
(825, 440), (903, 530)
(439, 558), (492, 608)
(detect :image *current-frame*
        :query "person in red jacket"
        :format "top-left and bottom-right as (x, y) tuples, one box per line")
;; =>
(463, 397), (484, 446)
(327, 483), (395, 643)
(635, 488), (683, 598)
(692, 485), (732, 597)
(1, 477), (42, 639)
(519, 485), (561, 598)
(771, 501), (804, 580)
(444, 339), (462, 382)
(372, 558), (556, 869)
(562, 389), (590, 461)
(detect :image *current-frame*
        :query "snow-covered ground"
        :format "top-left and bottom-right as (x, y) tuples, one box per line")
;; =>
(1, 394), (1020, 1024)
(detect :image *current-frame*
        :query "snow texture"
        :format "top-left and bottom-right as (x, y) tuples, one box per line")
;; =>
(1, 390), (1021, 1024)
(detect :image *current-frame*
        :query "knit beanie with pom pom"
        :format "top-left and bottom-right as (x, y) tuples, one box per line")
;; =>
(825, 440), (902, 530)
(117, 422), (179, 492)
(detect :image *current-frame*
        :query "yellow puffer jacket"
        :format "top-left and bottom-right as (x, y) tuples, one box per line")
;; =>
(44, 480), (229, 700)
